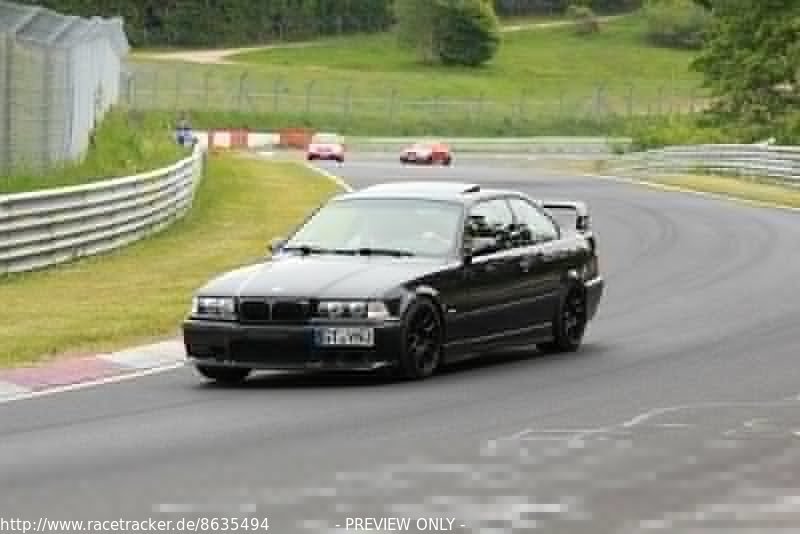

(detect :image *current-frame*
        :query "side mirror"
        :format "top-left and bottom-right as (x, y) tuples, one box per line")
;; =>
(268, 237), (287, 255)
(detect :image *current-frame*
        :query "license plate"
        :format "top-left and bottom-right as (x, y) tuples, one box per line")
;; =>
(315, 327), (375, 347)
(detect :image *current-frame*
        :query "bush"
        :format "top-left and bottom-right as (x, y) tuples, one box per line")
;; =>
(567, 5), (601, 35)
(622, 115), (733, 150)
(643, 0), (710, 50)
(435, 0), (501, 67)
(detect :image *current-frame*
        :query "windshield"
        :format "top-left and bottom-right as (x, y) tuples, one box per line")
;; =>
(285, 198), (464, 257)
(311, 133), (342, 144)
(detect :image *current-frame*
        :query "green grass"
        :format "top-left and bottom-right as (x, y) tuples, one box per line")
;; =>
(129, 15), (565, 55)
(0, 154), (340, 367)
(2, 110), (187, 195)
(643, 173), (800, 207)
(126, 14), (703, 136)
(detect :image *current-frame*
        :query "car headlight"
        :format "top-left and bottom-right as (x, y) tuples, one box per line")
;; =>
(316, 300), (393, 321)
(191, 296), (236, 321)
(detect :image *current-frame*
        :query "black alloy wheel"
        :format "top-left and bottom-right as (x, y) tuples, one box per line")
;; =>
(538, 286), (587, 353)
(399, 299), (444, 380)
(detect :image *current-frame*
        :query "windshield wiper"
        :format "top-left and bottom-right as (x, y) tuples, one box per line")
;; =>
(281, 244), (331, 255)
(334, 247), (416, 257)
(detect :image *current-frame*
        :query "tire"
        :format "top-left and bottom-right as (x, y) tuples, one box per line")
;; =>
(398, 298), (444, 380)
(537, 285), (587, 354)
(195, 364), (251, 385)
(443, 156), (452, 166)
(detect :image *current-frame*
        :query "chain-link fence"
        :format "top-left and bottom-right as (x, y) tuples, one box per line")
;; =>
(122, 62), (706, 135)
(0, 1), (129, 173)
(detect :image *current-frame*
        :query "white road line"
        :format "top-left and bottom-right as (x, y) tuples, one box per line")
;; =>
(582, 172), (800, 213)
(0, 381), (31, 399)
(0, 362), (185, 404)
(490, 400), (800, 445)
(303, 162), (354, 192)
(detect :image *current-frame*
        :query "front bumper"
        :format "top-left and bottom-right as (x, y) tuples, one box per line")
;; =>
(584, 276), (604, 320)
(183, 319), (402, 371)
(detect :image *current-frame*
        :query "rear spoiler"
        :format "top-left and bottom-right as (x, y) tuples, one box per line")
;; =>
(539, 200), (591, 233)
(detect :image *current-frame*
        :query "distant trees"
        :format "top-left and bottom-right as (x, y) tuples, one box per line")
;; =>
(15, 0), (394, 46)
(396, 0), (439, 62)
(692, 0), (800, 139)
(396, 0), (501, 66)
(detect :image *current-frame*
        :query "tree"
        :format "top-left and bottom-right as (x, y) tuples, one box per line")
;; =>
(435, 0), (501, 66)
(395, 0), (439, 62)
(692, 0), (800, 128)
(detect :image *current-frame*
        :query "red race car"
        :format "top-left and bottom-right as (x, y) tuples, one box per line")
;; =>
(307, 133), (345, 163)
(400, 142), (453, 166)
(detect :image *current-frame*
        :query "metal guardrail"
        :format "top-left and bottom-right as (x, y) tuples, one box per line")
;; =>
(339, 137), (634, 154)
(619, 144), (800, 181)
(0, 145), (205, 275)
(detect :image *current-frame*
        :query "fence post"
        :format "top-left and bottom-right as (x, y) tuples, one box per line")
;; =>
(342, 85), (352, 118)
(388, 88), (397, 129)
(1, 34), (12, 174)
(305, 80), (316, 115)
(518, 89), (527, 123)
(204, 70), (211, 110)
(127, 72), (136, 109)
(273, 78), (282, 113)
(627, 84), (634, 117)
(475, 92), (485, 125)
(238, 72), (248, 111)
(152, 69), (159, 108)
(41, 49), (53, 168)
(174, 69), (181, 110)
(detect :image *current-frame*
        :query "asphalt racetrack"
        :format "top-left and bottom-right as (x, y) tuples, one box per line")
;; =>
(2, 154), (799, 532)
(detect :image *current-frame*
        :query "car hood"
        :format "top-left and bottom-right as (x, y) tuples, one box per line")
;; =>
(197, 255), (450, 299)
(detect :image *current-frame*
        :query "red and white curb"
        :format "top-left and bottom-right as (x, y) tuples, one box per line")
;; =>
(0, 339), (186, 403)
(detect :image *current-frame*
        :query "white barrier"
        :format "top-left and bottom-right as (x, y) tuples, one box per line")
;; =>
(0, 145), (205, 275)
(193, 130), (630, 154)
(619, 144), (800, 182)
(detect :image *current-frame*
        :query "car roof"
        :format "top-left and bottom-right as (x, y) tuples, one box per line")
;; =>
(336, 181), (518, 204)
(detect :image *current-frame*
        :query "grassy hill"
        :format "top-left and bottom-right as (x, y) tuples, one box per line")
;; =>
(127, 14), (703, 136)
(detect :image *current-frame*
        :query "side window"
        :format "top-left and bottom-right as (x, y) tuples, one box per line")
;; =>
(464, 199), (514, 254)
(508, 198), (560, 244)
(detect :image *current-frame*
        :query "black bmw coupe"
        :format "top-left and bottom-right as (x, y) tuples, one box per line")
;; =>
(183, 181), (604, 383)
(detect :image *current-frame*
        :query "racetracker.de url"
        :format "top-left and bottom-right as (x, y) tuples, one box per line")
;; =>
(0, 517), (270, 533)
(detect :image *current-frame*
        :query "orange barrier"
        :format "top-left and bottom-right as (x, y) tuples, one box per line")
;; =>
(278, 128), (315, 149)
